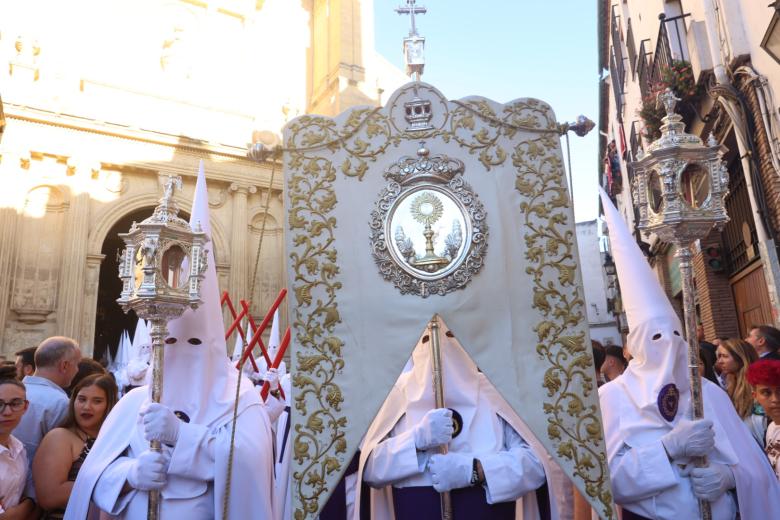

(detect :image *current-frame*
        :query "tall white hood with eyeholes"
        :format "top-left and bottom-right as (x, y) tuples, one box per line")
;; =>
(598, 188), (691, 437)
(159, 161), (256, 427)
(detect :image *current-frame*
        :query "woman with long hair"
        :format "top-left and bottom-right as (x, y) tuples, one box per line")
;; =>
(33, 373), (118, 519)
(716, 338), (764, 445)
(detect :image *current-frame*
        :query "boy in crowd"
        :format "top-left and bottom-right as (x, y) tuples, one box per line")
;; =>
(748, 359), (780, 479)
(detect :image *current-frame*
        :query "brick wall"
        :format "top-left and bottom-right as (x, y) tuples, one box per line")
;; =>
(736, 73), (780, 237)
(693, 232), (740, 341)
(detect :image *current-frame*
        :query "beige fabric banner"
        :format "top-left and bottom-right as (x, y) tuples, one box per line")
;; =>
(284, 82), (614, 519)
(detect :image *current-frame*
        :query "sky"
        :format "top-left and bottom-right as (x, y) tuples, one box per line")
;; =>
(373, 0), (601, 222)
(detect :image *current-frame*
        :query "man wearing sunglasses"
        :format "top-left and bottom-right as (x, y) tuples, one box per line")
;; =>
(0, 378), (36, 518)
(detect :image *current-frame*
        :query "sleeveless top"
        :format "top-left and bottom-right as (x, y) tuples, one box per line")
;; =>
(43, 436), (95, 520)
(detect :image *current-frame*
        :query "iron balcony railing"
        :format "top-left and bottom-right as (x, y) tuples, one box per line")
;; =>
(651, 13), (690, 87)
(611, 5), (626, 93)
(637, 39), (653, 99)
(638, 13), (691, 100)
(610, 49), (624, 122)
(626, 18), (637, 78)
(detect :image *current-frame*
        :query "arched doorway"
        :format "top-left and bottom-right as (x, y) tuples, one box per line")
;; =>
(93, 208), (190, 362)
(93, 208), (151, 362)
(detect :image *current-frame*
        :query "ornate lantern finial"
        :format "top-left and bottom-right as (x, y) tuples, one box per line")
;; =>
(659, 88), (681, 117)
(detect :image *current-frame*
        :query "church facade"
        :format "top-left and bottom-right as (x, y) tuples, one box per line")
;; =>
(0, 0), (405, 359)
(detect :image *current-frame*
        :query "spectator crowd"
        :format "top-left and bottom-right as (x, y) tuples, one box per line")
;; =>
(1, 337), (116, 519)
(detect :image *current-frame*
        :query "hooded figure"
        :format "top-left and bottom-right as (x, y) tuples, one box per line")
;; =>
(65, 163), (274, 519)
(354, 317), (557, 520)
(111, 330), (131, 394)
(598, 189), (780, 519)
(126, 318), (151, 388)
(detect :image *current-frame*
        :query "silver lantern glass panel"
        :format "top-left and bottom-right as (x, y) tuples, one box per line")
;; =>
(631, 90), (729, 246)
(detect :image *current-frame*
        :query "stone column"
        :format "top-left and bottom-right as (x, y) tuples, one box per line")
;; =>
(56, 188), (91, 344)
(229, 183), (255, 303)
(0, 207), (20, 352)
(80, 253), (105, 357)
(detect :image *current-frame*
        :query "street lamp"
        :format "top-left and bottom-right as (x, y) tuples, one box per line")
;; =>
(603, 253), (617, 277)
(761, 1), (780, 65)
(631, 89), (729, 520)
(116, 175), (209, 520)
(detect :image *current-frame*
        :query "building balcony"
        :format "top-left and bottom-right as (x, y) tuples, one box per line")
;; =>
(636, 13), (691, 101)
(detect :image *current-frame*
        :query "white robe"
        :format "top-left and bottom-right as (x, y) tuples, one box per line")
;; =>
(364, 414), (546, 500)
(64, 387), (274, 520)
(355, 374), (558, 520)
(600, 378), (780, 519)
(273, 374), (292, 520)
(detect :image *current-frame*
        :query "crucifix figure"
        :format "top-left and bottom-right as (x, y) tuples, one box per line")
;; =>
(395, 0), (427, 80)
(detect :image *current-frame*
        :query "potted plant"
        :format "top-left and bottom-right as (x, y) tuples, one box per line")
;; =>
(638, 60), (701, 141)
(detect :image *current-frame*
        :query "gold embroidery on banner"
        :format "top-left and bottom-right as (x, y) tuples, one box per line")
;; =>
(287, 120), (344, 520)
(509, 100), (614, 518)
(287, 93), (613, 519)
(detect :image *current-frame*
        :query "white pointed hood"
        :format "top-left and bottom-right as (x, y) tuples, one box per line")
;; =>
(231, 320), (259, 379)
(599, 188), (690, 433)
(105, 344), (115, 372)
(131, 318), (152, 363)
(159, 161), (255, 427)
(127, 318), (152, 386)
(267, 309), (286, 376)
(356, 316), (559, 518)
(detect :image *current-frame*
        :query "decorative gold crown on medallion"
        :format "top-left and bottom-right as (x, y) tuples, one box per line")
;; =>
(384, 143), (464, 186)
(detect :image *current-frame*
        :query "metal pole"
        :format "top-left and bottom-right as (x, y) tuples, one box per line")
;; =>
(428, 315), (453, 520)
(147, 318), (167, 520)
(675, 244), (712, 520)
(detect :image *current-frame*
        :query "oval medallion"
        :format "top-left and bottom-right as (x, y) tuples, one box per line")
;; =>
(657, 383), (679, 422)
(370, 145), (487, 298)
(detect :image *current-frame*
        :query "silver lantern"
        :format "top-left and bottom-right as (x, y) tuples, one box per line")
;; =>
(631, 88), (729, 520)
(116, 175), (208, 520)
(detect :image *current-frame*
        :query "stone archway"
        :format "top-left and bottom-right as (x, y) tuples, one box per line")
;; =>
(93, 207), (154, 363)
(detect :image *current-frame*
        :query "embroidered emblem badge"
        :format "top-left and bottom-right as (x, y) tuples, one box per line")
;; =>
(658, 383), (679, 422)
(449, 408), (464, 438)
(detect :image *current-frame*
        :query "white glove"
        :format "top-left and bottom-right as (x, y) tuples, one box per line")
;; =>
(140, 403), (181, 446)
(661, 419), (714, 459)
(265, 367), (280, 392)
(127, 450), (170, 491)
(413, 408), (454, 451)
(429, 453), (473, 492)
(683, 464), (736, 502)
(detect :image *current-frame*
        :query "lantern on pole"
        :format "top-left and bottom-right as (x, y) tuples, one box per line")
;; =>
(631, 88), (729, 520)
(116, 175), (208, 520)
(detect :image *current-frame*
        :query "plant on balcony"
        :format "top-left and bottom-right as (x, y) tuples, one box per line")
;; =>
(638, 60), (701, 141)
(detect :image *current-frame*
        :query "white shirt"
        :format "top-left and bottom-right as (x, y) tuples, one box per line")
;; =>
(0, 435), (28, 512)
(13, 375), (68, 467)
(766, 422), (780, 480)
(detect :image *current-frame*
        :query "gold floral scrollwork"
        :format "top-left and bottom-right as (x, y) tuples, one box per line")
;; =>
(513, 122), (614, 517)
(287, 111), (394, 519)
(287, 148), (346, 520)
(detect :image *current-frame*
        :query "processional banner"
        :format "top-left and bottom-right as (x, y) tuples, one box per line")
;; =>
(284, 82), (614, 519)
